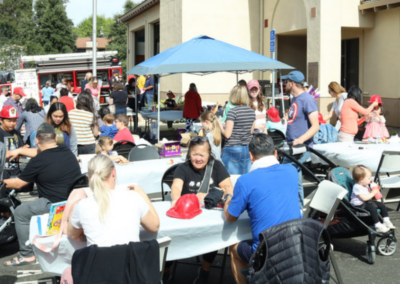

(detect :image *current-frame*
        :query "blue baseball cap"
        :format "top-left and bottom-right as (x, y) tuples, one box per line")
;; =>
(281, 71), (305, 84)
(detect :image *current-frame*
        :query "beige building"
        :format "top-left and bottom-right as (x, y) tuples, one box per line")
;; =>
(120, 0), (400, 126)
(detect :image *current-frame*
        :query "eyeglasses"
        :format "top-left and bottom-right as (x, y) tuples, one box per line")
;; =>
(191, 136), (208, 142)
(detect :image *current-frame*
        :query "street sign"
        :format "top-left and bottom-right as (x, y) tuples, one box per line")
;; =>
(270, 29), (275, 53)
(270, 41), (275, 53)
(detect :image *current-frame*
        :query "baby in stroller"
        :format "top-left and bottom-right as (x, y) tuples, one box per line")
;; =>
(350, 165), (395, 233)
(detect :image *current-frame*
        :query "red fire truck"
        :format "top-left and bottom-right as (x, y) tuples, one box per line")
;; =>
(17, 51), (123, 106)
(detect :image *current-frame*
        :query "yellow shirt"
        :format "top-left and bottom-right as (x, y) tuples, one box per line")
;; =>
(137, 75), (146, 90)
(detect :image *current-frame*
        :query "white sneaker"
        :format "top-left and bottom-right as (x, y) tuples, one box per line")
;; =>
(384, 220), (396, 230)
(376, 224), (390, 233)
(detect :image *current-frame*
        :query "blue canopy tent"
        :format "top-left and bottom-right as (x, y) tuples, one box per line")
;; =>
(127, 35), (294, 141)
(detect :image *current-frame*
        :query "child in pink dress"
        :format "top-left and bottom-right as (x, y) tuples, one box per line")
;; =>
(363, 95), (389, 139)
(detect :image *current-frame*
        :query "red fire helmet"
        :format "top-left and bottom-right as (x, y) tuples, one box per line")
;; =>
(267, 107), (280, 123)
(368, 94), (383, 104)
(167, 194), (202, 219)
(0, 106), (19, 119)
(318, 113), (326, 124)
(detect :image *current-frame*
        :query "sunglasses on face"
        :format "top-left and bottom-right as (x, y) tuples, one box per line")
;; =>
(191, 136), (208, 142)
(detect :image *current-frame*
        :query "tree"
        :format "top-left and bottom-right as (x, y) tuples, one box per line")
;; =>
(0, 0), (33, 44)
(106, 0), (138, 75)
(75, 16), (114, 38)
(33, 0), (76, 54)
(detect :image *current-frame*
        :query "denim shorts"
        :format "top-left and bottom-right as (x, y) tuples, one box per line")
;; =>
(237, 240), (253, 264)
(221, 145), (251, 175)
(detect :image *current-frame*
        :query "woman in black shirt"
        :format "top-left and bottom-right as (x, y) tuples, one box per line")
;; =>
(110, 82), (128, 115)
(170, 137), (233, 281)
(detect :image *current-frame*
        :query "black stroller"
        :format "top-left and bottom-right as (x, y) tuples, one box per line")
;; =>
(278, 143), (397, 265)
(0, 183), (21, 246)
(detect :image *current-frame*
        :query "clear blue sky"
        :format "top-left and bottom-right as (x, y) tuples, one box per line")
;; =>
(66, 0), (130, 26)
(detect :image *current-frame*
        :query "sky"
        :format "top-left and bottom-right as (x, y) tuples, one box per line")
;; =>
(65, 0), (129, 26)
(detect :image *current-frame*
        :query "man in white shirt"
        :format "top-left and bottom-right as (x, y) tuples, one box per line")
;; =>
(0, 86), (9, 110)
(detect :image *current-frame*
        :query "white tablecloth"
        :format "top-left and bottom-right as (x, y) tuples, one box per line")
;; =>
(312, 142), (400, 172)
(140, 111), (183, 121)
(29, 202), (251, 275)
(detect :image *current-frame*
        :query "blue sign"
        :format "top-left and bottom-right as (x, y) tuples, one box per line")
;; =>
(270, 30), (275, 41)
(270, 41), (275, 53)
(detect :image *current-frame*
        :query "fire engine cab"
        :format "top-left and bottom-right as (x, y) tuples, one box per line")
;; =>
(20, 51), (123, 106)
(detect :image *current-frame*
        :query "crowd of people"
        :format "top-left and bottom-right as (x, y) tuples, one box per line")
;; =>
(0, 69), (393, 284)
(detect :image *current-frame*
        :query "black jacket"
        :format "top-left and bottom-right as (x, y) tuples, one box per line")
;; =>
(72, 240), (160, 284)
(81, 79), (88, 91)
(246, 218), (331, 284)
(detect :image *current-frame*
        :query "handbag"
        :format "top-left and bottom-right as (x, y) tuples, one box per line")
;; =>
(197, 160), (215, 194)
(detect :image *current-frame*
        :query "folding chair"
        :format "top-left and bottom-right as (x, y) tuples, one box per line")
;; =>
(128, 144), (160, 162)
(373, 151), (400, 210)
(67, 174), (89, 196)
(160, 164), (180, 201)
(112, 140), (136, 159)
(304, 180), (347, 284)
(157, 237), (172, 282)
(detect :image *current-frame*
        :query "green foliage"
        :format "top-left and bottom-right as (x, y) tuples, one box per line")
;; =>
(75, 16), (114, 38)
(0, 0), (33, 44)
(33, 0), (76, 54)
(106, 0), (138, 76)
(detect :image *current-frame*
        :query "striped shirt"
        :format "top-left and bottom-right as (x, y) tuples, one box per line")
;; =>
(69, 109), (95, 145)
(224, 105), (255, 147)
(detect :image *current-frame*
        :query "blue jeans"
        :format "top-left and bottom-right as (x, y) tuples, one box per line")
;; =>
(43, 101), (49, 106)
(115, 108), (127, 115)
(221, 145), (251, 175)
(145, 93), (154, 106)
(282, 151), (312, 213)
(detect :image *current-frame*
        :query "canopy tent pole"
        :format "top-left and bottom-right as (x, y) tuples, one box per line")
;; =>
(157, 75), (161, 143)
(236, 71), (238, 83)
(278, 70), (285, 115)
(271, 69), (275, 106)
(134, 77), (138, 133)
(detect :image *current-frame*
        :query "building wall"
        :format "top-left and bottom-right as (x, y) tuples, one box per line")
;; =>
(363, 7), (400, 126)
(178, 0), (262, 99)
(127, 5), (160, 70)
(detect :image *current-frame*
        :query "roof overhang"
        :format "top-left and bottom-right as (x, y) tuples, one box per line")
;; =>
(359, 0), (400, 13)
(119, 0), (160, 23)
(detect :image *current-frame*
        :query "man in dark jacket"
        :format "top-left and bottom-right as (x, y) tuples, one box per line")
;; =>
(81, 72), (92, 91)
(224, 134), (301, 284)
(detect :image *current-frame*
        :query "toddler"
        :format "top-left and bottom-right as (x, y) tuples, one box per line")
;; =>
(165, 90), (178, 129)
(350, 165), (395, 233)
(100, 114), (118, 139)
(363, 95), (389, 139)
(95, 136), (128, 163)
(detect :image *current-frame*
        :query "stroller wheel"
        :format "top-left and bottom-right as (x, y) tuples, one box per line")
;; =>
(377, 237), (397, 256)
(366, 244), (376, 264)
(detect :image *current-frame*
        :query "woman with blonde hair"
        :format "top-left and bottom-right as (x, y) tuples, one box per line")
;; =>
(220, 85), (255, 174)
(323, 82), (347, 130)
(67, 155), (159, 246)
(84, 76), (101, 99)
(199, 111), (223, 161)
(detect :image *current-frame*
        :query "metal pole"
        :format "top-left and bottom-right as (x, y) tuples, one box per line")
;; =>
(157, 75), (161, 143)
(279, 70), (285, 115)
(134, 76), (138, 133)
(236, 71), (238, 84)
(92, 0), (97, 76)
(271, 68), (275, 107)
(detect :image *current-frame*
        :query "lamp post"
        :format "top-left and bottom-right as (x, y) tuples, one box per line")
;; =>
(92, 0), (97, 76)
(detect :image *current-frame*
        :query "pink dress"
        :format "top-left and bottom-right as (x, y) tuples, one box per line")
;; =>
(84, 85), (101, 98)
(363, 112), (390, 139)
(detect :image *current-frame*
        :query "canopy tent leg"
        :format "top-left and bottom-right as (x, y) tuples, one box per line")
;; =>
(272, 69), (275, 106)
(134, 77), (138, 134)
(157, 75), (161, 143)
(236, 71), (238, 84)
(279, 70), (285, 115)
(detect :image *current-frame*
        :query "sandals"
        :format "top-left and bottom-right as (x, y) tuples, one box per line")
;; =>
(4, 255), (36, 267)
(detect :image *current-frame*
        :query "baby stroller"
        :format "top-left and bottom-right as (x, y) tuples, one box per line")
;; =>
(278, 143), (397, 265)
(0, 183), (21, 246)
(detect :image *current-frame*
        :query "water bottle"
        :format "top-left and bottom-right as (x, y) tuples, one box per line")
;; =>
(376, 136), (381, 144)
(283, 141), (290, 153)
(190, 125), (195, 134)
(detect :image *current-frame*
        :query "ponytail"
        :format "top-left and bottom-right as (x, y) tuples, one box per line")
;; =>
(88, 155), (115, 222)
(200, 111), (222, 146)
(95, 136), (113, 155)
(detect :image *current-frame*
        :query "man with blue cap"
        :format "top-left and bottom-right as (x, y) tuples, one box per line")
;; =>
(281, 70), (319, 213)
